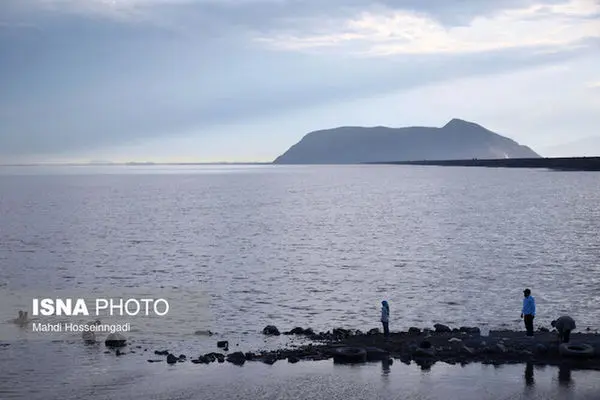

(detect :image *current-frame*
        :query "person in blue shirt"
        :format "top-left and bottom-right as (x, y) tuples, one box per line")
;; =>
(381, 301), (390, 338)
(520, 288), (536, 337)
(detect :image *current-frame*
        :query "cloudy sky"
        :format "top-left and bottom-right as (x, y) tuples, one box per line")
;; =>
(1, 0), (599, 163)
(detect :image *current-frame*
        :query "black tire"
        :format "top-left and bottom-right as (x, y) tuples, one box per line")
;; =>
(559, 343), (594, 358)
(332, 347), (367, 364)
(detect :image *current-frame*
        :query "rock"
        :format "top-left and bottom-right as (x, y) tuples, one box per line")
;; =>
(535, 344), (548, 354)
(203, 353), (216, 363)
(367, 328), (381, 335)
(178, 354), (187, 360)
(459, 327), (481, 335)
(290, 327), (305, 335)
(116, 349), (124, 356)
(419, 341), (432, 349)
(495, 344), (508, 353)
(147, 359), (163, 363)
(105, 333), (127, 348)
(448, 338), (462, 343)
(194, 330), (213, 336)
(263, 325), (280, 336)
(434, 324), (452, 333)
(167, 354), (178, 364)
(413, 347), (435, 358)
(365, 347), (390, 361)
(288, 356), (300, 364)
(154, 350), (169, 356)
(217, 341), (229, 349)
(461, 346), (476, 355)
(304, 328), (315, 336)
(538, 327), (549, 333)
(245, 352), (256, 361)
(408, 327), (421, 335)
(262, 355), (277, 365)
(333, 328), (351, 338)
(227, 352), (246, 366)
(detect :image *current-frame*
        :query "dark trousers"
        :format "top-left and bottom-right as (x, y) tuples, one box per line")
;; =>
(560, 329), (571, 343)
(382, 321), (389, 337)
(524, 314), (535, 336)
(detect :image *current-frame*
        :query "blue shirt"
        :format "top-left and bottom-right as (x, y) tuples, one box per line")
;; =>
(522, 296), (536, 316)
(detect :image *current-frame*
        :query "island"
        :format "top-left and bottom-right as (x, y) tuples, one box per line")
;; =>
(273, 118), (540, 164)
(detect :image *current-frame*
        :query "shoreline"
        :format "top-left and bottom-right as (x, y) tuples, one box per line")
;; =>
(142, 326), (600, 370)
(366, 157), (600, 171)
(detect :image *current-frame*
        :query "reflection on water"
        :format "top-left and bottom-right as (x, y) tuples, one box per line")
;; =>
(1, 338), (599, 400)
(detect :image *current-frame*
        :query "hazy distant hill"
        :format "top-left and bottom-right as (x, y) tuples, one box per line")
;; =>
(273, 118), (540, 164)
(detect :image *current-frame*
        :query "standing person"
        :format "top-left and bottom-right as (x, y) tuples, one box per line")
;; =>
(381, 301), (390, 338)
(521, 289), (536, 337)
(551, 316), (576, 343)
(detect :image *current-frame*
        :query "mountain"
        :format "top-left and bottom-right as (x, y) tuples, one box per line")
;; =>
(541, 137), (600, 158)
(273, 118), (540, 164)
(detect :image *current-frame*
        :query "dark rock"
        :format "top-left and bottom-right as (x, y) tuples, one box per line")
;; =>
(365, 347), (390, 361)
(367, 328), (381, 335)
(459, 327), (481, 335)
(262, 355), (277, 365)
(408, 327), (421, 335)
(419, 341), (432, 349)
(203, 353), (216, 363)
(154, 350), (169, 356)
(116, 349), (124, 356)
(263, 325), (281, 336)
(535, 344), (548, 355)
(495, 344), (508, 353)
(147, 359), (163, 363)
(178, 354), (187, 360)
(413, 347), (435, 358)
(290, 327), (305, 335)
(434, 324), (452, 333)
(304, 328), (315, 336)
(333, 328), (351, 338)
(167, 354), (178, 364)
(217, 341), (229, 349)
(105, 333), (127, 348)
(288, 356), (300, 364)
(538, 327), (549, 333)
(245, 352), (256, 361)
(227, 352), (246, 366)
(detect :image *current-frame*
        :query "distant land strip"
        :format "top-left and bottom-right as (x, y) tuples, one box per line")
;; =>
(365, 157), (600, 171)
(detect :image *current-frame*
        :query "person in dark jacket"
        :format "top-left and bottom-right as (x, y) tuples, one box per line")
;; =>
(551, 316), (576, 343)
(521, 289), (536, 337)
(381, 301), (390, 337)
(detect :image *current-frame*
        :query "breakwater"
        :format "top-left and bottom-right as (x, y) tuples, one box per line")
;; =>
(366, 157), (600, 171)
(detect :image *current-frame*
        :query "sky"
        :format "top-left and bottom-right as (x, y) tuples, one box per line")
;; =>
(0, 0), (599, 163)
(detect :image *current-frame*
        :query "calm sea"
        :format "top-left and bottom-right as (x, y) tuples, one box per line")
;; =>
(1, 165), (599, 399)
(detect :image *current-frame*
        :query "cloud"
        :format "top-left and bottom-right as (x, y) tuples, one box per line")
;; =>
(589, 80), (600, 88)
(256, 0), (600, 56)
(1, 0), (598, 160)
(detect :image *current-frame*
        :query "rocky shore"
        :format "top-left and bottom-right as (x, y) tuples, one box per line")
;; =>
(143, 325), (600, 370)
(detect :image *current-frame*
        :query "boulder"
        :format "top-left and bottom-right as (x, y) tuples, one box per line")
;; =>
(459, 327), (481, 335)
(263, 325), (281, 336)
(288, 356), (300, 364)
(304, 328), (315, 336)
(408, 327), (421, 335)
(226, 352), (246, 366)
(367, 328), (381, 335)
(419, 341), (432, 349)
(105, 333), (127, 348)
(365, 347), (390, 361)
(434, 324), (452, 333)
(217, 341), (229, 349)
(289, 327), (305, 335)
(166, 354), (178, 364)
(154, 350), (169, 356)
